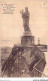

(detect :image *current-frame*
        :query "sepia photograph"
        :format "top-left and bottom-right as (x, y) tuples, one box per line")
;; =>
(0, 0), (47, 77)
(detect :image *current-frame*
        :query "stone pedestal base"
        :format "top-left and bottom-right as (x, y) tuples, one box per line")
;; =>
(21, 36), (34, 46)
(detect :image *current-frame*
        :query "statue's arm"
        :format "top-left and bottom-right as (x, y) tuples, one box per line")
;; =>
(20, 10), (24, 18)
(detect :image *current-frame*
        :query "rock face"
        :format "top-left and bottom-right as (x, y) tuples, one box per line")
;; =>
(2, 7), (46, 77)
(2, 45), (46, 77)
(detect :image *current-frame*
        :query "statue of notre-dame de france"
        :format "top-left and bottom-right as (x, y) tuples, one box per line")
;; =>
(20, 7), (31, 33)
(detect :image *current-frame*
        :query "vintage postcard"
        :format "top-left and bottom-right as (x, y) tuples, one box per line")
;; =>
(0, 0), (47, 78)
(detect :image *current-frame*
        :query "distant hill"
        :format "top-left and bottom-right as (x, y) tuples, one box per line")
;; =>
(1, 46), (12, 65)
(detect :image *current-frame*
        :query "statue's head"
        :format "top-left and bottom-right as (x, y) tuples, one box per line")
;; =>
(25, 7), (28, 12)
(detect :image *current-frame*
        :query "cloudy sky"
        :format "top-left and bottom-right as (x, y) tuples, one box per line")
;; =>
(0, 0), (47, 47)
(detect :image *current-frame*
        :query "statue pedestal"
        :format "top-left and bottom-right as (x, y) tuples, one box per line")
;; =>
(21, 35), (34, 46)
